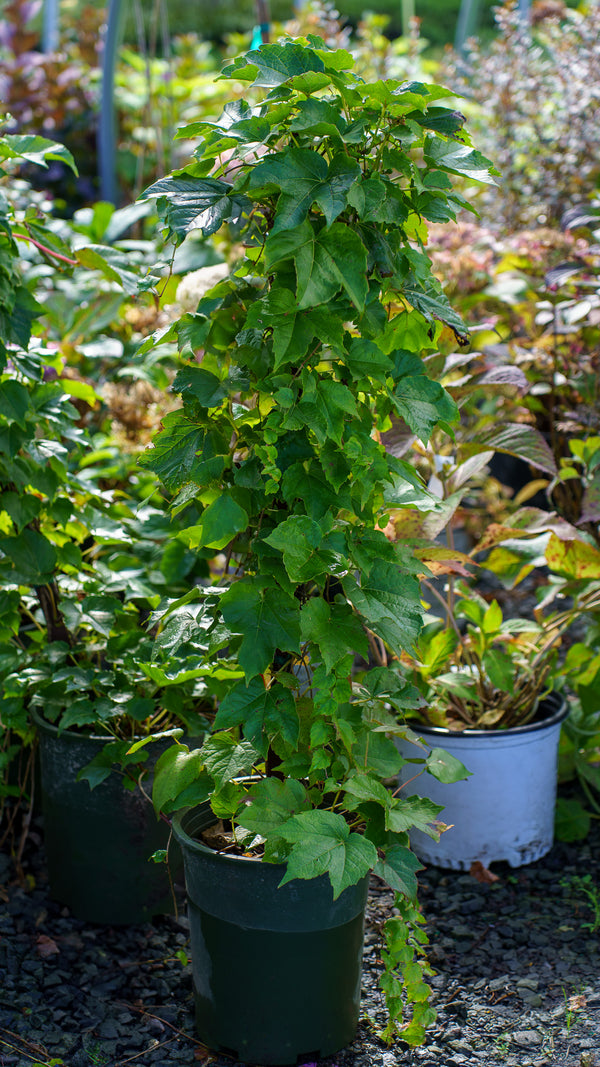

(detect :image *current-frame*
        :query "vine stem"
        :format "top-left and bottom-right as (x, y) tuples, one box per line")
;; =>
(15, 231), (78, 266)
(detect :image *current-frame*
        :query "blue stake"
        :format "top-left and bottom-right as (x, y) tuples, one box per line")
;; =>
(99, 0), (124, 205)
(42, 0), (59, 52)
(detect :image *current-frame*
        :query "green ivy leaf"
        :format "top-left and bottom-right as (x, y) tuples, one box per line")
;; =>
(300, 598), (368, 671)
(277, 809), (378, 898)
(0, 379), (31, 428)
(221, 42), (326, 88)
(57, 699), (99, 732)
(289, 97), (347, 138)
(343, 338), (393, 381)
(249, 150), (360, 232)
(138, 411), (203, 490)
(344, 773), (392, 808)
(77, 594), (123, 638)
(425, 748), (471, 784)
(391, 364), (458, 445)
(264, 515), (325, 581)
(238, 777), (310, 835)
(172, 366), (227, 408)
(140, 176), (250, 239)
(400, 283), (468, 344)
(152, 744), (205, 814)
(245, 288), (317, 369)
(353, 730), (406, 778)
(214, 677), (299, 755)
(0, 528), (57, 584)
(0, 490), (41, 530)
(220, 578), (302, 680)
(8, 287), (43, 349)
(1, 134), (78, 173)
(407, 107), (465, 136)
(201, 733), (257, 790)
(386, 795), (444, 838)
(374, 844), (423, 900)
(266, 221), (368, 311)
(343, 561), (422, 654)
(188, 495), (249, 551)
(423, 135), (498, 184)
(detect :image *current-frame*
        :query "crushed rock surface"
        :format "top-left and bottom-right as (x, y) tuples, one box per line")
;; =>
(1, 818), (599, 1067)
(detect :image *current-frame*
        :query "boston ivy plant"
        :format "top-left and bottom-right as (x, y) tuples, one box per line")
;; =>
(139, 39), (493, 1044)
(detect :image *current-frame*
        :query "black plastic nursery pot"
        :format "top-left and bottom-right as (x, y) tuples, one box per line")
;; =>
(173, 805), (370, 1066)
(34, 710), (178, 925)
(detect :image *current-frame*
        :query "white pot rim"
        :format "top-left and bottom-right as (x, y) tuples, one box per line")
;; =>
(407, 691), (568, 740)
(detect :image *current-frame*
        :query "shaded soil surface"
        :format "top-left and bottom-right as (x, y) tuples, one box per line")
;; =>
(1, 813), (599, 1067)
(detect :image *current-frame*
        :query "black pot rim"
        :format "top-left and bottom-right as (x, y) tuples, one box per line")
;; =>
(173, 804), (269, 869)
(406, 691), (569, 739)
(31, 707), (116, 745)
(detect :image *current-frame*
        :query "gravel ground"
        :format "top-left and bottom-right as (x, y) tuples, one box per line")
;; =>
(1, 813), (599, 1067)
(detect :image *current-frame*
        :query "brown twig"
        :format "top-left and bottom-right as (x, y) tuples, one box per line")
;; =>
(117, 1002), (209, 1048)
(109, 1036), (177, 1065)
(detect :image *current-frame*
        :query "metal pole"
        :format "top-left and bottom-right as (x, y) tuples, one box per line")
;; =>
(255, 0), (270, 44)
(454, 0), (481, 54)
(42, 0), (59, 52)
(99, 0), (125, 204)
(401, 0), (415, 38)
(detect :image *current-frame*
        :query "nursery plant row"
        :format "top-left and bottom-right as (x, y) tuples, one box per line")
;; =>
(2, 6), (600, 1059)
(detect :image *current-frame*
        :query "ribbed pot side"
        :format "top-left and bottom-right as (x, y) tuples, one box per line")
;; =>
(173, 805), (370, 1065)
(34, 710), (179, 924)
(397, 693), (568, 870)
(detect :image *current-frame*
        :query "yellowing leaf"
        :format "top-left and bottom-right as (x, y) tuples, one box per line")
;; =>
(545, 534), (600, 579)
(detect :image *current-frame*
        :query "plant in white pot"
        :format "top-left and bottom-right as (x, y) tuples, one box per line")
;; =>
(392, 552), (600, 871)
(138, 37), (493, 1058)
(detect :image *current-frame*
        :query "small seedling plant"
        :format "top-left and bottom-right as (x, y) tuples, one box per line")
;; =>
(561, 874), (600, 934)
(140, 38), (494, 1044)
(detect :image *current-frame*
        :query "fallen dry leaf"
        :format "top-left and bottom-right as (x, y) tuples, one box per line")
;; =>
(568, 993), (587, 1012)
(36, 934), (60, 958)
(193, 1049), (215, 1063)
(470, 861), (500, 884)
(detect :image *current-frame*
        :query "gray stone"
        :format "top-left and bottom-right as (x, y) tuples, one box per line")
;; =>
(451, 924), (474, 937)
(449, 1040), (474, 1053)
(513, 1030), (543, 1048)
(97, 1020), (120, 1039)
(454, 940), (472, 954)
(522, 993), (543, 1007)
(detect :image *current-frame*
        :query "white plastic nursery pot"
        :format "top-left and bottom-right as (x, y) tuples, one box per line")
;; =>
(398, 693), (568, 870)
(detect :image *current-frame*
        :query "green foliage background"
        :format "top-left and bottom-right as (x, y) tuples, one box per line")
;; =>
(42, 0), (499, 48)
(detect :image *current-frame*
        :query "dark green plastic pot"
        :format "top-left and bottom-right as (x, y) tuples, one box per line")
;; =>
(173, 805), (370, 1065)
(34, 710), (178, 925)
